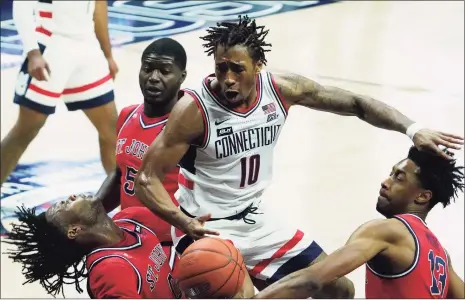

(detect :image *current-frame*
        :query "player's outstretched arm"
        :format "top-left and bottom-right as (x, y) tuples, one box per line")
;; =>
(95, 166), (122, 213)
(272, 72), (463, 160)
(135, 94), (215, 236)
(254, 219), (394, 299)
(446, 251), (465, 299)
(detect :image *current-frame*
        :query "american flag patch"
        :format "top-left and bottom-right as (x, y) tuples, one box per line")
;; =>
(262, 103), (276, 114)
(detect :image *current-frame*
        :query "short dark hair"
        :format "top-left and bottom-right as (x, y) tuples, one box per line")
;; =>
(408, 146), (464, 208)
(200, 15), (272, 64)
(142, 37), (187, 70)
(3, 206), (88, 296)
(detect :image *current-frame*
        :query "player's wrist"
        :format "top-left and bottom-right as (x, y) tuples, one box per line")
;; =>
(406, 123), (424, 140)
(175, 210), (193, 231)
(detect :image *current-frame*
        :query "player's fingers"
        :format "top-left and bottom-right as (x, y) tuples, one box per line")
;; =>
(203, 228), (220, 236)
(33, 68), (44, 81)
(430, 143), (454, 160)
(439, 132), (464, 140)
(42, 68), (50, 81)
(197, 214), (212, 222)
(436, 137), (462, 150)
(439, 134), (464, 145)
(45, 63), (51, 77)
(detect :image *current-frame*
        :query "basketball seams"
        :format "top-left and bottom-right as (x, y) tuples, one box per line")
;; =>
(177, 249), (232, 281)
(210, 243), (239, 297)
(177, 238), (245, 298)
(209, 238), (242, 298)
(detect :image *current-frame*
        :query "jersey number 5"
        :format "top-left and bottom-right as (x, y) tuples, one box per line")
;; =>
(428, 249), (447, 296)
(123, 166), (138, 195)
(240, 154), (260, 188)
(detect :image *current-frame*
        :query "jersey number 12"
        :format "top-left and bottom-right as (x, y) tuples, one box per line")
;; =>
(240, 154), (260, 188)
(428, 249), (447, 296)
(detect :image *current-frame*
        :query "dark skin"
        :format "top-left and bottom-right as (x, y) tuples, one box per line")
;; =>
(135, 44), (463, 295)
(97, 53), (186, 212)
(45, 194), (123, 248)
(254, 159), (465, 299)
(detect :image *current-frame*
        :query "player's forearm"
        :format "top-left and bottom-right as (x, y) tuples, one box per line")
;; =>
(94, 0), (112, 59)
(318, 85), (415, 133)
(351, 94), (414, 134)
(13, 1), (39, 56)
(254, 268), (323, 299)
(95, 167), (121, 213)
(135, 172), (189, 230)
(447, 269), (465, 299)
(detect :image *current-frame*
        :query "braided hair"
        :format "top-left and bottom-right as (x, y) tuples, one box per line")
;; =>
(200, 15), (272, 64)
(408, 147), (464, 208)
(3, 205), (89, 297)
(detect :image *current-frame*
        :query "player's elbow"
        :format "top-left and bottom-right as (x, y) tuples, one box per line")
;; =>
(134, 171), (149, 195)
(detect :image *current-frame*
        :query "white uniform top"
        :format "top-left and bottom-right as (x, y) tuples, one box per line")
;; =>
(13, 0), (97, 54)
(176, 70), (288, 218)
(36, 0), (96, 39)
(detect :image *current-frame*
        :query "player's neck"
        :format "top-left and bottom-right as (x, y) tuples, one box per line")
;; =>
(143, 98), (177, 118)
(90, 215), (125, 248)
(404, 210), (427, 221)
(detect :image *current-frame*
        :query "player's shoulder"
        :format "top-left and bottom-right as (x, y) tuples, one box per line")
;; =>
(119, 104), (141, 119)
(176, 89), (200, 111)
(116, 104), (141, 132)
(356, 218), (407, 242)
(163, 89), (204, 140)
(88, 256), (141, 298)
(112, 206), (153, 223)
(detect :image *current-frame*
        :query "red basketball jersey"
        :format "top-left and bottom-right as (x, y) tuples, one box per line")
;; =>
(115, 103), (180, 241)
(365, 214), (450, 299)
(86, 207), (183, 299)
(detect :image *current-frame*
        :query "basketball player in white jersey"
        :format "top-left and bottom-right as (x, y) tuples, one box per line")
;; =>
(135, 15), (463, 297)
(1, 1), (119, 185)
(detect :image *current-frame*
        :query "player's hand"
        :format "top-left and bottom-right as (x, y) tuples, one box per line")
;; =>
(27, 49), (51, 81)
(413, 129), (464, 160)
(182, 214), (220, 240)
(107, 57), (119, 80)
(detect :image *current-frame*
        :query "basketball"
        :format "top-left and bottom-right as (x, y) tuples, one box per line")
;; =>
(174, 237), (247, 298)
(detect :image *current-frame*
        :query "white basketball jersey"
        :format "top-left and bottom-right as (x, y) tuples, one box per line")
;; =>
(36, 0), (96, 39)
(176, 70), (288, 218)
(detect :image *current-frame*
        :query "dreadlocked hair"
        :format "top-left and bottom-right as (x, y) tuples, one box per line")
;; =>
(408, 146), (464, 208)
(200, 15), (272, 64)
(3, 205), (88, 297)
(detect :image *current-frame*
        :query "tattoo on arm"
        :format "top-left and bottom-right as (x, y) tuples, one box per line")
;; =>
(274, 72), (414, 133)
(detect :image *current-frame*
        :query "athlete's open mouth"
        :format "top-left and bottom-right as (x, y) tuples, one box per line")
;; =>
(146, 86), (162, 97)
(225, 90), (240, 101)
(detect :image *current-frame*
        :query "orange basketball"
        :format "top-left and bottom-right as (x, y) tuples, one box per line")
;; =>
(174, 237), (247, 299)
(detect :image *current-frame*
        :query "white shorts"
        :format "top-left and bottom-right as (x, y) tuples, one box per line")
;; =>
(172, 202), (324, 284)
(14, 34), (114, 115)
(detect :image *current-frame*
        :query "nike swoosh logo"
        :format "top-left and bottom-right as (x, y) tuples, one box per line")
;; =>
(215, 119), (229, 125)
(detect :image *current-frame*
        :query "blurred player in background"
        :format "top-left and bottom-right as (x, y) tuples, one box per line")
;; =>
(97, 38), (187, 246)
(254, 147), (465, 299)
(1, 0), (119, 185)
(4, 195), (182, 299)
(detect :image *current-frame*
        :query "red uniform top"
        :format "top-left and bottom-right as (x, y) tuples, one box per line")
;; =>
(365, 214), (450, 299)
(86, 207), (183, 299)
(115, 103), (180, 241)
